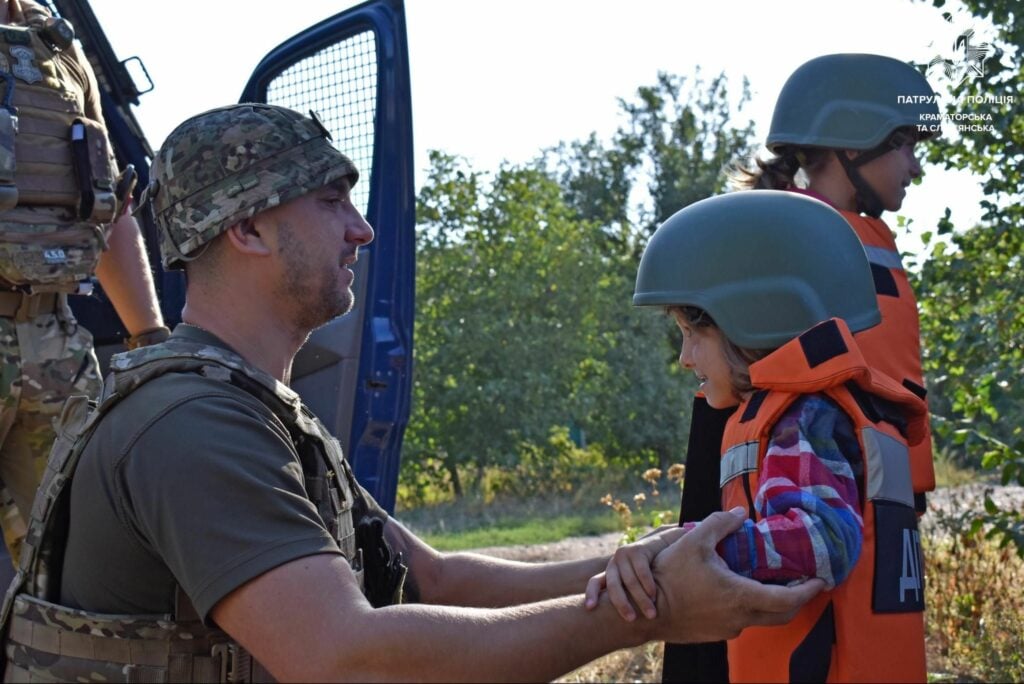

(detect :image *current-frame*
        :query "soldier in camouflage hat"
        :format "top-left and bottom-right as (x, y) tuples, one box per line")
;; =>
(1, 103), (823, 682)
(146, 103), (358, 270)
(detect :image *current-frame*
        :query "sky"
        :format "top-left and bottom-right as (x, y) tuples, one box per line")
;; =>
(85, 0), (1002, 258)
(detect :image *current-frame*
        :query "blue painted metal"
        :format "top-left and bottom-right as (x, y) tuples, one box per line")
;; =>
(240, 0), (414, 513)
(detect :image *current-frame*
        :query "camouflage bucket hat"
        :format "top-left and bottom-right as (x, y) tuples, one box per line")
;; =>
(146, 103), (359, 269)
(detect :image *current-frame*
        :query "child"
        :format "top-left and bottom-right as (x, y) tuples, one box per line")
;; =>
(664, 55), (941, 684)
(586, 190), (929, 682)
(736, 53), (938, 506)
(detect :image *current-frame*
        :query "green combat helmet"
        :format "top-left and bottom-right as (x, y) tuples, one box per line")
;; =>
(765, 53), (939, 218)
(144, 103), (359, 269)
(766, 53), (939, 151)
(633, 191), (881, 350)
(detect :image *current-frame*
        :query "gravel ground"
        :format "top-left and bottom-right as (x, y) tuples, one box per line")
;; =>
(473, 484), (1024, 562)
(920, 482), (1024, 539)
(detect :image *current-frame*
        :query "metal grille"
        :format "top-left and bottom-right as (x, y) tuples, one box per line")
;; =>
(266, 31), (378, 214)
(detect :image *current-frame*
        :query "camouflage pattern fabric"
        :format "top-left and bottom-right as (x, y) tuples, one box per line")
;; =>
(0, 302), (100, 564)
(148, 104), (359, 269)
(0, 206), (109, 292)
(0, 334), (378, 681)
(5, 594), (229, 682)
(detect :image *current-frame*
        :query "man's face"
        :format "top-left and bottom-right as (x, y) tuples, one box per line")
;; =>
(269, 177), (374, 331)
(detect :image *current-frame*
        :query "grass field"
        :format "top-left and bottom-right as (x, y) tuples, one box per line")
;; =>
(397, 495), (622, 550)
(400, 475), (1023, 683)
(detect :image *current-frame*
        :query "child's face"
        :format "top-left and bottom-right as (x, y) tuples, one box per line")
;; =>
(854, 137), (922, 212)
(673, 315), (743, 409)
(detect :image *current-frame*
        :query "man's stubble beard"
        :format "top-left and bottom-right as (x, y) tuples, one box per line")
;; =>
(275, 222), (354, 334)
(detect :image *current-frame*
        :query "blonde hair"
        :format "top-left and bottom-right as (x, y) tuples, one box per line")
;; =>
(669, 305), (771, 395)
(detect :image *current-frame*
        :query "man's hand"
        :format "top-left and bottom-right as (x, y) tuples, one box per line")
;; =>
(584, 526), (689, 621)
(651, 508), (824, 643)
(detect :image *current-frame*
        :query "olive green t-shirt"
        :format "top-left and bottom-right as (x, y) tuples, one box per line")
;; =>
(59, 325), (378, 620)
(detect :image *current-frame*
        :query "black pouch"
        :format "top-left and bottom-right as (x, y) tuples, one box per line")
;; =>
(872, 499), (925, 613)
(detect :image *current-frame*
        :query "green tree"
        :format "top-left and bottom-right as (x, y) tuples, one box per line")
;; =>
(405, 152), (616, 499)
(403, 72), (758, 501)
(545, 71), (756, 470)
(914, 0), (1023, 552)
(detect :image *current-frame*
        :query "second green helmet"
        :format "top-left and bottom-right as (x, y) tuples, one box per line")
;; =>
(633, 191), (880, 349)
(766, 53), (940, 151)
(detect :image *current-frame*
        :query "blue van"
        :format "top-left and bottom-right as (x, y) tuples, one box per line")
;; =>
(53, 0), (414, 513)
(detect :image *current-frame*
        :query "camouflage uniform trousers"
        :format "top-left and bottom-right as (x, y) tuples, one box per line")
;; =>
(0, 297), (101, 565)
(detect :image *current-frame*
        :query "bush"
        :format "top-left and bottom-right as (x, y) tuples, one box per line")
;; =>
(924, 492), (1024, 682)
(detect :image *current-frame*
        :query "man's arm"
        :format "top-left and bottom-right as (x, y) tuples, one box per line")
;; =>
(212, 510), (824, 682)
(384, 517), (608, 607)
(94, 211), (165, 337)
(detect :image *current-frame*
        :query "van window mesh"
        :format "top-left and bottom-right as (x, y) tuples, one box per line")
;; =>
(265, 31), (377, 214)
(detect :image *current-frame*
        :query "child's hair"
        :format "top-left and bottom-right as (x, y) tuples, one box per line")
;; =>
(669, 305), (771, 395)
(729, 147), (831, 191)
(730, 126), (921, 192)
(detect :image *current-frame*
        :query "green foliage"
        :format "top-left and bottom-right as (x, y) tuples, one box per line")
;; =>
(417, 514), (620, 552)
(913, 0), (1024, 553)
(404, 72), (757, 499)
(542, 71), (756, 470)
(406, 152), (620, 499)
(616, 71), (755, 231)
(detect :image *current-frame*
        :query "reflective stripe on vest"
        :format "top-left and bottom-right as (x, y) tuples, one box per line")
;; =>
(840, 211), (935, 499)
(863, 245), (905, 272)
(720, 440), (758, 487)
(862, 426), (914, 508)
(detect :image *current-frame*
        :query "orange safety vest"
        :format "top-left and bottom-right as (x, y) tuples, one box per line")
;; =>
(720, 318), (927, 683)
(839, 210), (935, 500)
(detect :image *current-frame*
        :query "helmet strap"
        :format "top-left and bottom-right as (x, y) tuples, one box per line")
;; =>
(834, 150), (885, 219)
(833, 128), (914, 219)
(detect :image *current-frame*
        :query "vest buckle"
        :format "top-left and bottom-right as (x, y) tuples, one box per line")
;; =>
(212, 642), (253, 683)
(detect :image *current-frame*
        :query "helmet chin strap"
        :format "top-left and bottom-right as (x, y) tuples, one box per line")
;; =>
(834, 150), (886, 219)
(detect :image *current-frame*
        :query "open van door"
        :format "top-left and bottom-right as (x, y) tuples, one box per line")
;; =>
(53, 0), (415, 513)
(240, 0), (415, 513)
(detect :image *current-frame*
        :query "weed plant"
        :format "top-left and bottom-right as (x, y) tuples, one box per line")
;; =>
(924, 490), (1024, 682)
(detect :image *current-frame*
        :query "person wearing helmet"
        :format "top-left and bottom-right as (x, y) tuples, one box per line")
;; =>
(586, 191), (929, 682)
(0, 104), (824, 683)
(659, 54), (940, 683)
(736, 53), (937, 504)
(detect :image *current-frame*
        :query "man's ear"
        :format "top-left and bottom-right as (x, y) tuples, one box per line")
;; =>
(224, 217), (272, 257)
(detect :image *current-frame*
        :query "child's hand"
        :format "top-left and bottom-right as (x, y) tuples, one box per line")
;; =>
(584, 526), (690, 621)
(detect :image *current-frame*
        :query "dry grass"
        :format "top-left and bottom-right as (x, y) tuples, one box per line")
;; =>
(553, 492), (1024, 683)
(923, 500), (1024, 682)
(557, 643), (663, 683)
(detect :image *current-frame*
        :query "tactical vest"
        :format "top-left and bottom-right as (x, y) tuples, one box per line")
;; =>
(720, 319), (928, 683)
(0, 2), (125, 293)
(0, 337), (405, 683)
(839, 210), (935, 501)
